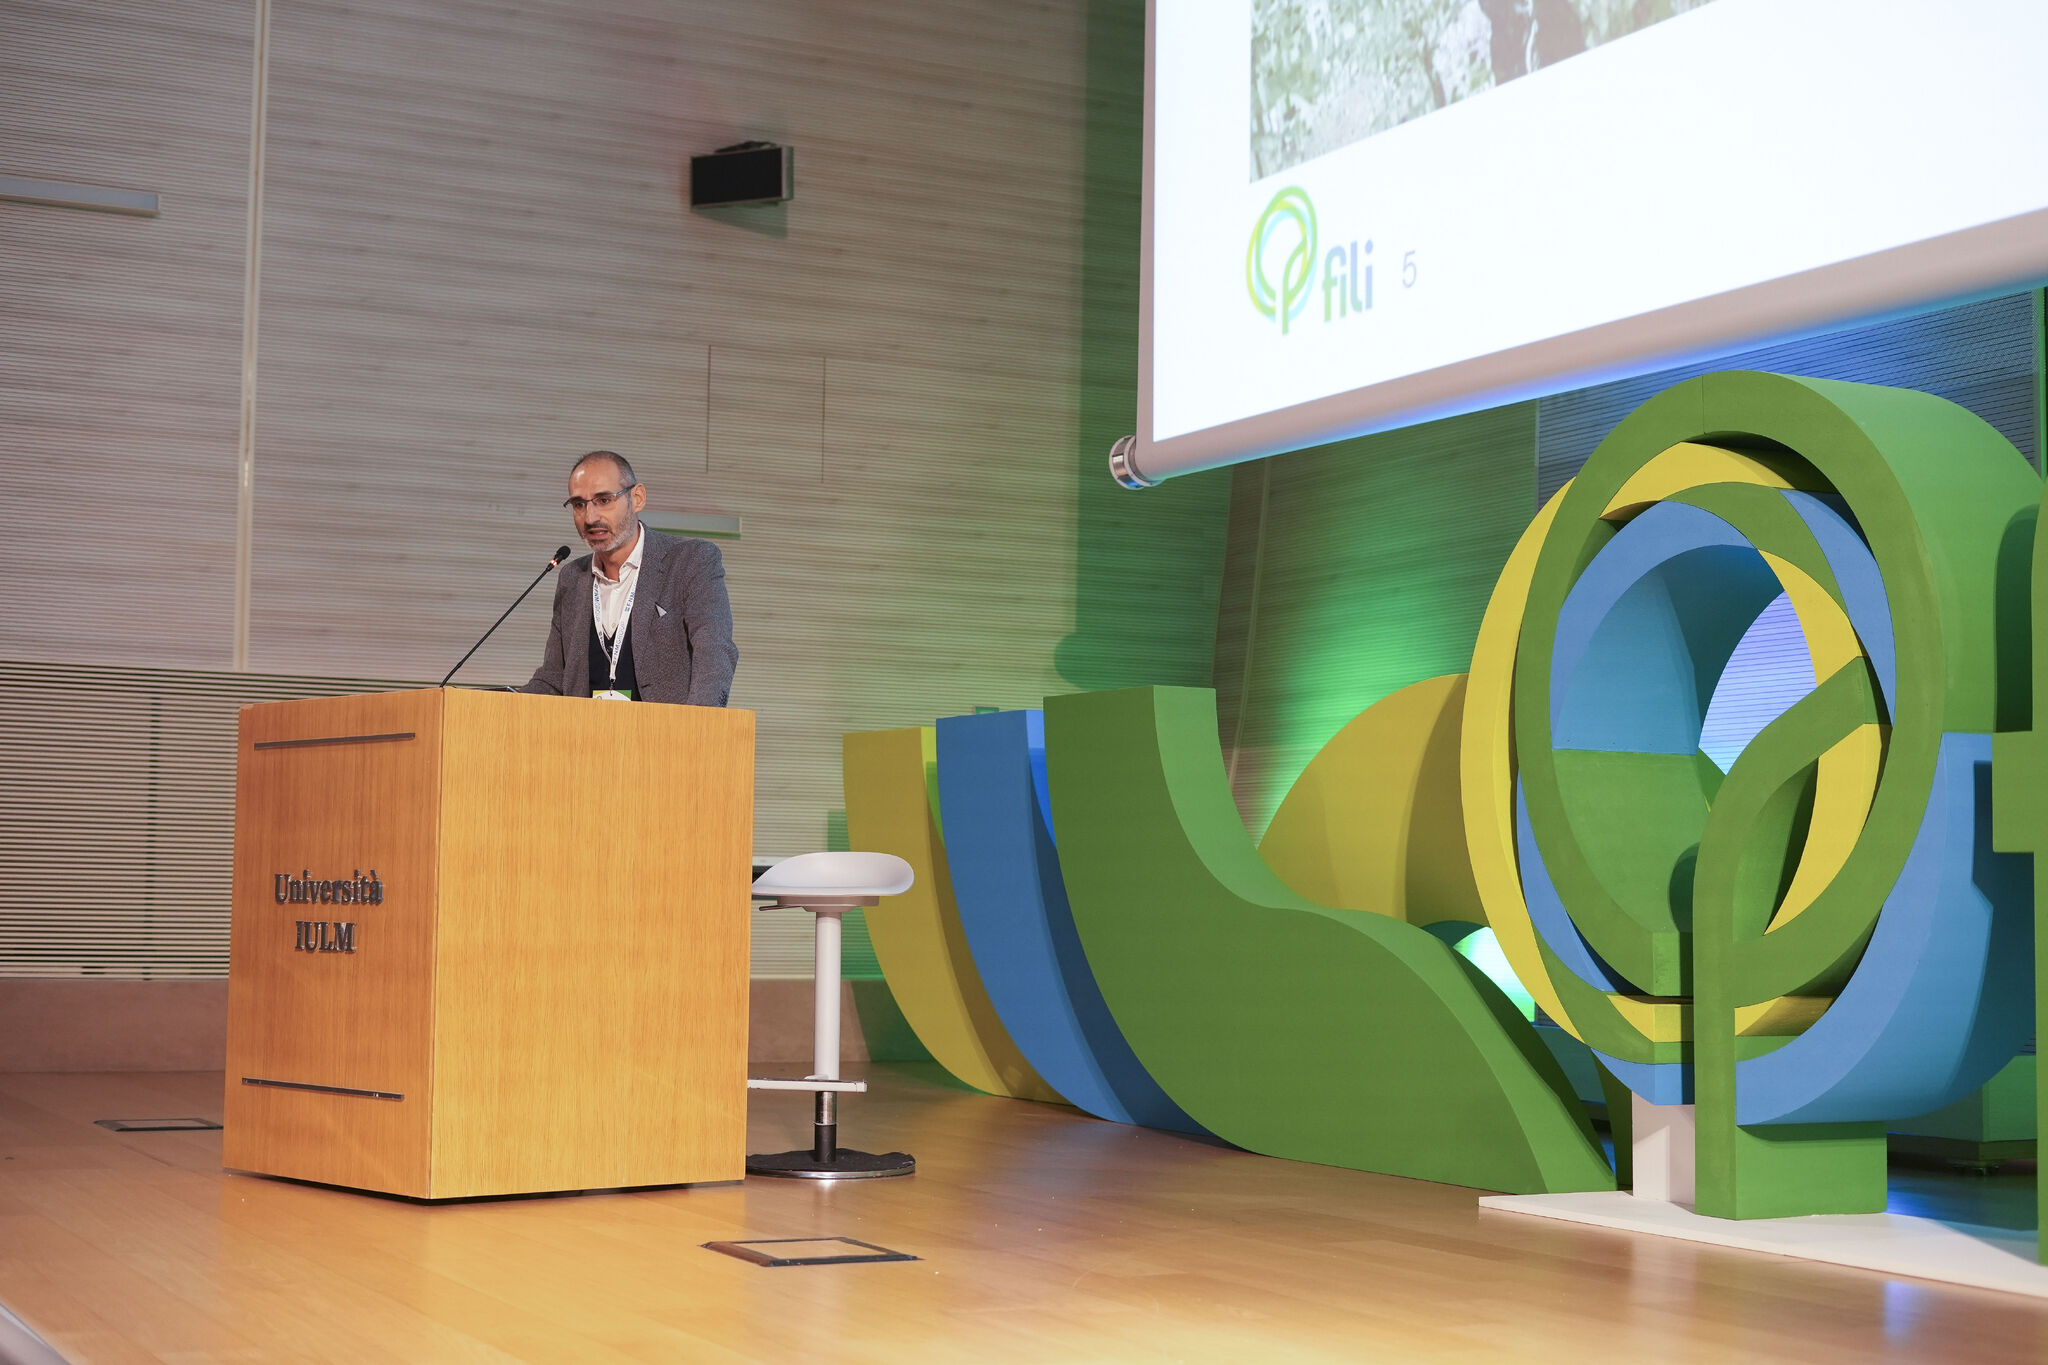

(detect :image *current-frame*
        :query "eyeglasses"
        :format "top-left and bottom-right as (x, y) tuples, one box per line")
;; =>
(564, 485), (636, 513)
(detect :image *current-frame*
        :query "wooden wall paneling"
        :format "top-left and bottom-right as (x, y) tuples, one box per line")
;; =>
(704, 354), (1091, 854)
(221, 689), (443, 1197)
(708, 346), (824, 482)
(0, 0), (254, 668)
(247, 0), (718, 685)
(668, 4), (1092, 381)
(428, 691), (753, 1195)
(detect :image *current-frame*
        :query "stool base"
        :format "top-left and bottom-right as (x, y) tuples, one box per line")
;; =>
(746, 1148), (916, 1180)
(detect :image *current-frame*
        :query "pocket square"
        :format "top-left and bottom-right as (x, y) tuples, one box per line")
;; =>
(656, 604), (668, 617)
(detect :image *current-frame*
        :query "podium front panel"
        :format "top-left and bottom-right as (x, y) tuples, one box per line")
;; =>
(223, 690), (445, 1196)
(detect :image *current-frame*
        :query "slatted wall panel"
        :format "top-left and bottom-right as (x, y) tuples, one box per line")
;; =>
(0, 0), (252, 667)
(0, 660), (415, 978)
(749, 907), (879, 981)
(1212, 404), (1537, 838)
(1536, 292), (2045, 502)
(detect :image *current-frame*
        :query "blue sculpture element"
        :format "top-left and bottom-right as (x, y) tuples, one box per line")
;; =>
(935, 710), (1203, 1132)
(1515, 781), (1631, 994)
(1732, 734), (2033, 1125)
(1550, 502), (1786, 754)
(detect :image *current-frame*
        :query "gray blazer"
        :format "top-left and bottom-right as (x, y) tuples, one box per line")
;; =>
(521, 529), (739, 706)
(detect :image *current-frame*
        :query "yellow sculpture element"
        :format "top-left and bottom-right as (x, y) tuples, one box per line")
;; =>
(1606, 992), (1831, 1042)
(1259, 674), (1483, 930)
(1462, 485), (1580, 1030)
(842, 727), (1063, 1103)
(1758, 552), (1884, 936)
(1601, 442), (1818, 519)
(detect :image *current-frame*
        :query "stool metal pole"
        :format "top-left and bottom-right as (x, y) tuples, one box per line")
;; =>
(812, 907), (842, 1163)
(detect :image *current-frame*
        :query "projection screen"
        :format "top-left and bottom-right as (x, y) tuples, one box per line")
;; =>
(1124, 0), (2048, 487)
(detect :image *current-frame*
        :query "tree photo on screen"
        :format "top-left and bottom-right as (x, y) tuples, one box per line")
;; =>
(1251, 0), (1722, 179)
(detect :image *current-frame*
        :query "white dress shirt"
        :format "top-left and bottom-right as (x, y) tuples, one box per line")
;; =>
(593, 523), (646, 641)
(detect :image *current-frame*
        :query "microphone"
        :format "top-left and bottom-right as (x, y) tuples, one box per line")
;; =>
(440, 546), (574, 687)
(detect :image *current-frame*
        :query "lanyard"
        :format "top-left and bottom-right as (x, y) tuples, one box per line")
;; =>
(593, 576), (638, 685)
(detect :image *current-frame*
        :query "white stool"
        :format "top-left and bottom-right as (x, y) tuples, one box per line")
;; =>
(745, 851), (917, 1179)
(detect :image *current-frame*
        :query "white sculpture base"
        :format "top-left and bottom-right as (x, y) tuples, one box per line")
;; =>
(1631, 1096), (1695, 1204)
(1478, 1191), (2048, 1299)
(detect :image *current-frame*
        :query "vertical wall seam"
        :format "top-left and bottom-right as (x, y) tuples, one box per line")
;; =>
(1225, 458), (1272, 791)
(703, 345), (715, 473)
(231, 0), (272, 670)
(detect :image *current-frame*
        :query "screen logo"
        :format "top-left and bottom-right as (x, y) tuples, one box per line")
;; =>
(1246, 187), (1317, 335)
(1248, 187), (1396, 336)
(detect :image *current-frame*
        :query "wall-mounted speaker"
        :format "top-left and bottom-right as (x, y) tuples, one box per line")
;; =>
(690, 142), (793, 208)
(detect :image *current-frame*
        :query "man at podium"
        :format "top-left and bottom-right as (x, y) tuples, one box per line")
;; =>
(521, 450), (739, 705)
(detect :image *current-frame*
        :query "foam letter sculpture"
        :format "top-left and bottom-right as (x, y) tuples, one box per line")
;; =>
(1045, 685), (1615, 1193)
(1259, 672), (1621, 1124)
(1469, 371), (2037, 1220)
(843, 727), (1062, 1102)
(936, 710), (1202, 1130)
(1258, 674), (1486, 928)
(1991, 477), (2048, 1265)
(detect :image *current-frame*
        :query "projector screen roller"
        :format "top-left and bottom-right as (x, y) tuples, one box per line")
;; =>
(1129, 0), (2048, 485)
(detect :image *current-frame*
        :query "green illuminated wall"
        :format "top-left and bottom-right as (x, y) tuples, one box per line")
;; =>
(1213, 405), (1536, 837)
(1061, 0), (1232, 693)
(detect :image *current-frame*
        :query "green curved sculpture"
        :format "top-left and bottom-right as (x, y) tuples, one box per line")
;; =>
(1044, 685), (1615, 1193)
(1990, 478), (2047, 1266)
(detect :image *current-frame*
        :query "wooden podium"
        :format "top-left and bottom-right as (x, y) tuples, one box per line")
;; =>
(222, 689), (754, 1198)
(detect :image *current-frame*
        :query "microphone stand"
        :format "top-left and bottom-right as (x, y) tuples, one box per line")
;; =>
(441, 548), (571, 687)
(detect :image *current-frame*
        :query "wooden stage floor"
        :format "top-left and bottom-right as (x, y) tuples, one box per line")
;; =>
(1, 1065), (2043, 1364)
